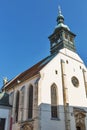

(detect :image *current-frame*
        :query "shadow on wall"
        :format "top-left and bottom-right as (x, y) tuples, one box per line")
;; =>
(14, 103), (87, 130)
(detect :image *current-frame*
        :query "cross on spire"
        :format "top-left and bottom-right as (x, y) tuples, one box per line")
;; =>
(58, 5), (62, 15)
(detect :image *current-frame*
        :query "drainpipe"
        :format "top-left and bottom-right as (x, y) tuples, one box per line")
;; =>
(82, 69), (87, 97)
(61, 60), (71, 130)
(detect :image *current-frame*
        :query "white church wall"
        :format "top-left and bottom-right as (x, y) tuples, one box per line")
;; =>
(39, 48), (87, 107)
(59, 49), (87, 107)
(38, 48), (87, 130)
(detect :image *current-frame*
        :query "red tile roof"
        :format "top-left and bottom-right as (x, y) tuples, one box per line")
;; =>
(3, 54), (56, 90)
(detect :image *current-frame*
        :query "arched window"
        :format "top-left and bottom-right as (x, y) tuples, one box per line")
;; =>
(15, 91), (20, 122)
(51, 84), (58, 118)
(20, 86), (25, 121)
(9, 91), (14, 106)
(28, 85), (33, 119)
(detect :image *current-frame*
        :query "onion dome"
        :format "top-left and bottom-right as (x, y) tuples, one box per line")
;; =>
(55, 6), (70, 31)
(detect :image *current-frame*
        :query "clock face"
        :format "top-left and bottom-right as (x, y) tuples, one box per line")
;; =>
(71, 76), (79, 87)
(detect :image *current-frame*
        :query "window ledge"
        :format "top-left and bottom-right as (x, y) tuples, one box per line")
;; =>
(18, 118), (34, 124)
(51, 118), (60, 121)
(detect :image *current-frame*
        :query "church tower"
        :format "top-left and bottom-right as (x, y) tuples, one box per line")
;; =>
(49, 7), (76, 54)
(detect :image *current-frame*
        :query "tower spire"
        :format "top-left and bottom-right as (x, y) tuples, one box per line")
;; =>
(57, 6), (64, 24)
(58, 5), (62, 15)
(56, 6), (70, 30)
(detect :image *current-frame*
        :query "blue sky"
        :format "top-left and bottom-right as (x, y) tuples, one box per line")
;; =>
(0, 0), (87, 87)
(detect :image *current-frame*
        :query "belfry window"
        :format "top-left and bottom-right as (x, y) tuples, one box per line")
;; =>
(70, 36), (73, 43)
(65, 33), (68, 40)
(28, 85), (33, 119)
(51, 84), (58, 118)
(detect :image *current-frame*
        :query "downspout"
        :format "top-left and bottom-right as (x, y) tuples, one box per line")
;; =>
(61, 59), (71, 130)
(82, 69), (87, 97)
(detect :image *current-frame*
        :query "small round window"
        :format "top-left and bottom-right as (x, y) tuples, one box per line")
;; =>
(71, 76), (79, 87)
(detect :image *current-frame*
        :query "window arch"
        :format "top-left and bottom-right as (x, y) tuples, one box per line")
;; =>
(51, 84), (58, 118)
(28, 85), (33, 119)
(15, 91), (20, 122)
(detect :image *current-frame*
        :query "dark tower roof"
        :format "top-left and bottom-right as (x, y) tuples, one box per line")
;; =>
(0, 92), (11, 107)
(56, 6), (70, 31)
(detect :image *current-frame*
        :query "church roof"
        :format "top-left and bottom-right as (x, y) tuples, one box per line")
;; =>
(0, 92), (11, 107)
(3, 53), (56, 90)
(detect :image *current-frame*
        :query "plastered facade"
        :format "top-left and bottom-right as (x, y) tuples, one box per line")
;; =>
(0, 106), (12, 130)
(5, 48), (87, 130)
